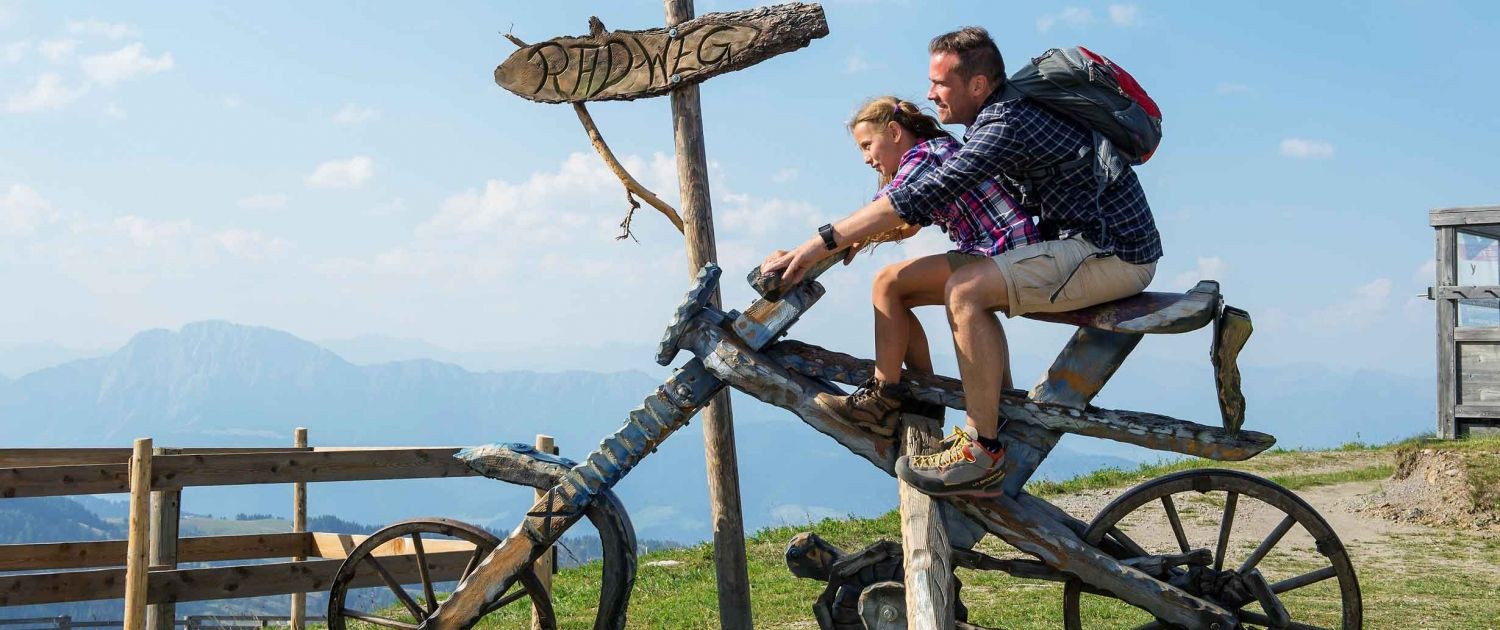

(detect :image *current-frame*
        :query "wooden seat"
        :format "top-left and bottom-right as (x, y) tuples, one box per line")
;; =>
(1023, 280), (1220, 335)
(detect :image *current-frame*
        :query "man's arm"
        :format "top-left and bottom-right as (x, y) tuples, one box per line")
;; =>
(885, 117), (1028, 228)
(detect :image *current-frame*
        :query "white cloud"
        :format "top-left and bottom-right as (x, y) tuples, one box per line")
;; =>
(237, 193), (288, 210)
(0, 183), (57, 237)
(103, 102), (125, 119)
(37, 38), (76, 63)
(4, 73), (88, 113)
(305, 157), (375, 189)
(3, 40), (30, 64)
(222, 95), (242, 109)
(66, 20), (139, 40)
(112, 215), (192, 248)
(1108, 4), (1140, 27)
(211, 228), (290, 261)
(333, 103), (380, 126)
(1280, 138), (1335, 160)
(845, 52), (875, 74)
(772, 168), (798, 184)
(1310, 277), (1393, 326)
(1169, 256), (1226, 291)
(1038, 7), (1093, 32)
(1415, 259), (1436, 283)
(80, 43), (174, 86)
(1216, 82), (1250, 95)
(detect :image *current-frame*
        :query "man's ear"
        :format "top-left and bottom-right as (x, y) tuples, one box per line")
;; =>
(967, 73), (990, 99)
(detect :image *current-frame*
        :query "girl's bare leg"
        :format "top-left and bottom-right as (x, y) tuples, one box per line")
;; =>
(871, 254), (950, 384)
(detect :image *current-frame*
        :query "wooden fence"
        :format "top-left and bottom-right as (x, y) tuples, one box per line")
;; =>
(0, 431), (558, 629)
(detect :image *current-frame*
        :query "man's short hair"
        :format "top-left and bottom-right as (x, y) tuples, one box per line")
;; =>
(929, 27), (1005, 83)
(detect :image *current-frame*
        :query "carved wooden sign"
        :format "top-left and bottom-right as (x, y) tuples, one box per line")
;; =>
(495, 3), (828, 103)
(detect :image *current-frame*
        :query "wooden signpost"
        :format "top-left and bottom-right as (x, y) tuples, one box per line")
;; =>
(494, 4), (828, 629)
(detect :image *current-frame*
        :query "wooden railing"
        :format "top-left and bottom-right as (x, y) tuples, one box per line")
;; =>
(0, 431), (558, 629)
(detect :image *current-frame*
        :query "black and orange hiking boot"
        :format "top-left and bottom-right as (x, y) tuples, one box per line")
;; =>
(895, 428), (1007, 496)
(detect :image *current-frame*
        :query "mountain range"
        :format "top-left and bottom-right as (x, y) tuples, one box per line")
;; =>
(0, 321), (1434, 544)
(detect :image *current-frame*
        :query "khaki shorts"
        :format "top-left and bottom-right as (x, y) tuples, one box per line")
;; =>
(990, 236), (1157, 317)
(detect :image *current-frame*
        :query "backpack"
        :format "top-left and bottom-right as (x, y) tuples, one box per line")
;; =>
(1006, 46), (1163, 165)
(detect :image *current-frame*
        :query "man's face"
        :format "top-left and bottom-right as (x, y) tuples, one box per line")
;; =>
(927, 52), (984, 126)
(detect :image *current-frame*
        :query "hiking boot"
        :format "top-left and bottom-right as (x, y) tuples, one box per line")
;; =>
(822, 377), (904, 436)
(895, 429), (1007, 496)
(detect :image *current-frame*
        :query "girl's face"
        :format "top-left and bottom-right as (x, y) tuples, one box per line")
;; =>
(852, 120), (910, 180)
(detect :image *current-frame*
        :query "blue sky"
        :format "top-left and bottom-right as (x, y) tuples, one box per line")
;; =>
(3, 0), (1496, 381)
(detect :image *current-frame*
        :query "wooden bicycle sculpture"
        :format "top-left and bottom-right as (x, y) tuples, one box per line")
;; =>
(327, 255), (1361, 629)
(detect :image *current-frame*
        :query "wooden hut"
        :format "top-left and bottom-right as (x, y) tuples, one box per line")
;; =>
(1431, 204), (1500, 438)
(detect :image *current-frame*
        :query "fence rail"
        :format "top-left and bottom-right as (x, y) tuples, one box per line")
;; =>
(0, 431), (559, 630)
(0, 615), (328, 629)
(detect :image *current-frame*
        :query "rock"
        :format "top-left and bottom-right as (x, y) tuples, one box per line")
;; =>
(645, 560), (682, 568)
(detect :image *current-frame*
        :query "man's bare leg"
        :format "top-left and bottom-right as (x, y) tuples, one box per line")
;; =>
(943, 262), (1012, 439)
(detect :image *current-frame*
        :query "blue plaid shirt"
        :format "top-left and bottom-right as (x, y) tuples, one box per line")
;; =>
(886, 89), (1163, 264)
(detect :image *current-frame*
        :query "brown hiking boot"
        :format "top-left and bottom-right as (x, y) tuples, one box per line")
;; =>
(823, 377), (905, 436)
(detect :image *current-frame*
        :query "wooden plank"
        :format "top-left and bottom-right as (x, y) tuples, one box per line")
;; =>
(0, 462), (130, 498)
(1023, 281), (1219, 335)
(897, 413), (954, 630)
(1431, 285), (1500, 300)
(1430, 205), (1500, 226)
(0, 447), (315, 468)
(309, 532), (476, 560)
(1438, 227), (1459, 439)
(146, 447), (181, 630)
(1454, 405), (1500, 419)
(494, 3), (828, 103)
(0, 551), (473, 606)
(1455, 327), (1500, 341)
(149, 447), (477, 489)
(122, 439), (152, 630)
(0, 533), (313, 571)
(1458, 343), (1500, 406)
(290, 427), (308, 630)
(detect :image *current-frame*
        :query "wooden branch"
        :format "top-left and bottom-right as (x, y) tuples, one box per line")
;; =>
(574, 102), (686, 233)
(765, 340), (1276, 461)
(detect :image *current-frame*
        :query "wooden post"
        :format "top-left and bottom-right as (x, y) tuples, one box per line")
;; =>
(897, 414), (954, 629)
(1435, 227), (1458, 439)
(663, 1), (753, 627)
(122, 438), (153, 630)
(290, 427), (308, 630)
(531, 434), (557, 630)
(146, 447), (182, 630)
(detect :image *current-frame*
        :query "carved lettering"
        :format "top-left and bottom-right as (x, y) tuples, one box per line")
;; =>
(495, 4), (826, 103)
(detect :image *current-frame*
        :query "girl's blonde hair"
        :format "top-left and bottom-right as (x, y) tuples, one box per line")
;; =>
(846, 97), (952, 253)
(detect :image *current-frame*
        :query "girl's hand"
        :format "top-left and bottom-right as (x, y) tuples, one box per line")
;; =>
(842, 239), (866, 265)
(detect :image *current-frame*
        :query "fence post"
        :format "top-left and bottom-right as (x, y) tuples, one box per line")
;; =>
(290, 427), (309, 630)
(123, 437), (154, 630)
(147, 447), (182, 630)
(531, 434), (557, 630)
(898, 414), (954, 630)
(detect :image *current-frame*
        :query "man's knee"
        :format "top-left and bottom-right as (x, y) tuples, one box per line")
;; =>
(944, 263), (1006, 317)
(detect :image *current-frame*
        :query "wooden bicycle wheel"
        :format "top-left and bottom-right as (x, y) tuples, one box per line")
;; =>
(327, 518), (555, 630)
(1062, 469), (1361, 629)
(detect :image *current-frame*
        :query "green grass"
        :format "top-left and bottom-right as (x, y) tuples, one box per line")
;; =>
(340, 439), (1500, 629)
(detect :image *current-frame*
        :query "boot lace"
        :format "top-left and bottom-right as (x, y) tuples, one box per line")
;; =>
(911, 436), (972, 469)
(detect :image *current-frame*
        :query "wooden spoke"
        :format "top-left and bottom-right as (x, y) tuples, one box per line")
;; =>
(1213, 491), (1239, 572)
(1160, 495), (1190, 554)
(491, 586), (531, 610)
(461, 547), (485, 581)
(410, 532), (437, 615)
(1107, 526), (1150, 558)
(340, 608), (418, 630)
(1240, 514), (1297, 574)
(1239, 609), (1329, 630)
(1271, 566), (1338, 594)
(364, 554), (427, 621)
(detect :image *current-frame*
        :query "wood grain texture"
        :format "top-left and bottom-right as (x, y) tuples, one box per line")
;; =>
(532, 434), (556, 630)
(122, 439), (152, 630)
(1429, 205), (1500, 226)
(1438, 226), (1458, 438)
(146, 447), (181, 630)
(897, 414), (953, 630)
(495, 3), (827, 103)
(1022, 280), (1220, 335)
(289, 428), (308, 630)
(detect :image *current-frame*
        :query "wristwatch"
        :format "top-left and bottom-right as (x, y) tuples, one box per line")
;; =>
(818, 223), (837, 250)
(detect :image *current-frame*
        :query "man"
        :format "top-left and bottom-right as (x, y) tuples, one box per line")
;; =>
(762, 27), (1162, 496)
